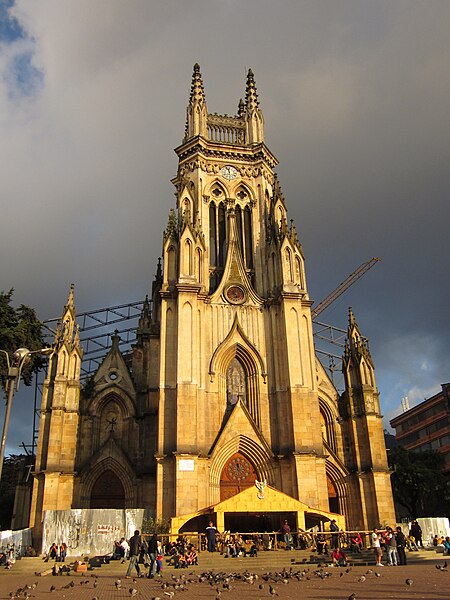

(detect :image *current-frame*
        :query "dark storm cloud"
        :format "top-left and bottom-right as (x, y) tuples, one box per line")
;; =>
(1, 0), (449, 451)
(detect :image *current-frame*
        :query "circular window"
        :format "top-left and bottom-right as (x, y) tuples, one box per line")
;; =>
(227, 457), (251, 481)
(107, 370), (120, 383)
(225, 285), (246, 305)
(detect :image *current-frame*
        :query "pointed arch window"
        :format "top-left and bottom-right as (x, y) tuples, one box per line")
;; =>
(209, 201), (228, 292)
(244, 206), (253, 269)
(226, 357), (247, 407)
(234, 204), (253, 272)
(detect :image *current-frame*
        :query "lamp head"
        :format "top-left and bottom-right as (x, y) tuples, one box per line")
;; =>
(13, 348), (31, 366)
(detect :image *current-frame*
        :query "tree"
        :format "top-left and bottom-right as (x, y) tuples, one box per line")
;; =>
(390, 446), (450, 518)
(0, 289), (44, 391)
(0, 454), (32, 529)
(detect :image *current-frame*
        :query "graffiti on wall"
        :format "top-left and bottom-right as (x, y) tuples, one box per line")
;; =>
(42, 509), (145, 556)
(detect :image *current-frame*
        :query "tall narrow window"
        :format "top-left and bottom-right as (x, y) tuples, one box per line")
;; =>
(235, 206), (243, 251)
(226, 357), (247, 407)
(218, 202), (226, 267)
(209, 201), (227, 292)
(209, 204), (217, 266)
(244, 206), (253, 269)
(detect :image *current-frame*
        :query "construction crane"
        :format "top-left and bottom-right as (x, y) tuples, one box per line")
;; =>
(311, 257), (380, 320)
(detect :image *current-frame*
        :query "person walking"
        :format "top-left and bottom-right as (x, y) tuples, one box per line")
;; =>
(147, 533), (159, 578)
(282, 520), (293, 550)
(126, 530), (142, 578)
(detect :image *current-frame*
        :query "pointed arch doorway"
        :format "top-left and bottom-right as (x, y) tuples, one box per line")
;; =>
(90, 469), (125, 508)
(220, 452), (256, 502)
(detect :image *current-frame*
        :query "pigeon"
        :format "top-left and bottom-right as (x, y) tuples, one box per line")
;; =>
(50, 585), (56, 592)
(405, 578), (413, 586)
(92, 597), (99, 600)
(115, 579), (122, 590)
(269, 584), (278, 596)
(374, 571), (381, 577)
(348, 594), (356, 600)
(129, 588), (138, 597)
(357, 575), (366, 583)
(163, 593), (174, 599)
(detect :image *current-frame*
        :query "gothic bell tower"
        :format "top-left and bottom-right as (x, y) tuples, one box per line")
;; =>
(151, 64), (331, 522)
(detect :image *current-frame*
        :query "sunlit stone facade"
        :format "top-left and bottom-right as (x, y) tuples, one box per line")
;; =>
(30, 66), (395, 543)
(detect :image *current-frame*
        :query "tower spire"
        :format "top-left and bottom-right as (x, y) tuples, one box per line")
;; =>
(244, 68), (264, 144)
(185, 63), (208, 141)
(245, 68), (260, 111)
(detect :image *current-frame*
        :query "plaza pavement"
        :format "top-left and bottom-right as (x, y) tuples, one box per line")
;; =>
(0, 549), (447, 600)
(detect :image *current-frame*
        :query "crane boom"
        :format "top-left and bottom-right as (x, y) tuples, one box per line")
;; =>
(311, 257), (380, 319)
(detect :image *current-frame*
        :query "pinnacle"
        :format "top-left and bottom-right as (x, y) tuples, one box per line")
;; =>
(237, 98), (245, 118)
(189, 62), (206, 105)
(348, 306), (356, 327)
(245, 67), (259, 110)
(65, 283), (75, 312)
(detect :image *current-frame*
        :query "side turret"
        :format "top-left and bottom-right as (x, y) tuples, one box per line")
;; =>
(244, 69), (264, 144)
(184, 63), (208, 141)
(30, 285), (82, 537)
(342, 307), (380, 417)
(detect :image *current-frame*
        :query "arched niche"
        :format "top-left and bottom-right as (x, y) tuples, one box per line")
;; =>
(90, 469), (125, 509)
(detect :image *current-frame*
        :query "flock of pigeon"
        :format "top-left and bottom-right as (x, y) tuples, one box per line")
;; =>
(5, 561), (448, 600)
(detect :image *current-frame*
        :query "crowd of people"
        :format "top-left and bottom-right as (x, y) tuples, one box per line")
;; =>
(36, 518), (450, 575)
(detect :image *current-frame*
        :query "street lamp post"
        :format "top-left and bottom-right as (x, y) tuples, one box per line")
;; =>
(0, 347), (52, 482)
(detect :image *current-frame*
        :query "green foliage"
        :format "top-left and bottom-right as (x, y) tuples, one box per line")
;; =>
(81, 375), (96, 398)
(390, 446), (450, 518)
(141, 515), (170, 534)
(0, 454), (32, 529)
(0, 289), (44, 390)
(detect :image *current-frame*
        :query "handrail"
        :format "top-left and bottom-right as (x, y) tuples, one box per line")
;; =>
(141, 529), (385, 553)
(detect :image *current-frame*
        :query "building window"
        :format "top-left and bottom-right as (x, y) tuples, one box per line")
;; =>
(209, 201), (227, 292)
(226, 357), (247, 407)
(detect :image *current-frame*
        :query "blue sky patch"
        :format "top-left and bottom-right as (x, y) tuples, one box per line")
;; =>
(0, 0), (44, 98)
(0, 0), (25, 44)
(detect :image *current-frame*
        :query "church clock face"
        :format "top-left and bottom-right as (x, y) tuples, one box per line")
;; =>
(221, 165), (238, 180)
(225, 284), (246, 304)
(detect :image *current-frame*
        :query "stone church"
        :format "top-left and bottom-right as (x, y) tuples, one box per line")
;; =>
(30, 65), (395, 540)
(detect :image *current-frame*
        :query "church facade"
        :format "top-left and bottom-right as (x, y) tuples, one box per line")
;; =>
(30, 65), (394, 540)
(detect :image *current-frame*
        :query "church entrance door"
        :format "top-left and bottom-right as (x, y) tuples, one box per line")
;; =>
(90, 469), (125, 508)
(220, 452), (256, 501)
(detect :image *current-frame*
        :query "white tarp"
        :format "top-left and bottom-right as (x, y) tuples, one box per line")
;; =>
(42, 509), (145, 556)
(0, 528), (32, 553)
(414, 517), (450, 546)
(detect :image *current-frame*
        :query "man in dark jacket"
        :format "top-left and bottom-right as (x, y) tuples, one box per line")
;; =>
(126, 530), (142, 578)
(395, 526), (407, 565)
(147, 533), (159, 578)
